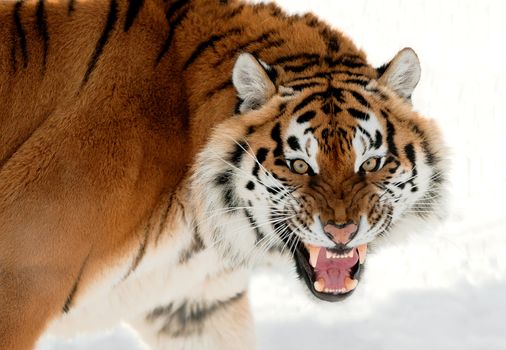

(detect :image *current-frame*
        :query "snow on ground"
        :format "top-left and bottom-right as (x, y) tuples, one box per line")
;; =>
(38, 1), (506, 349)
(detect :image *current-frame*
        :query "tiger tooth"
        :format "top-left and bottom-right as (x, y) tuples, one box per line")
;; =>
(308, 245), (320, 267)
(345, 277), (358, 291)
(326, 250), (332, 259)
(314, 278), (325, 292)
(358, 244), (368, 264)
(346, 251), (354, 258)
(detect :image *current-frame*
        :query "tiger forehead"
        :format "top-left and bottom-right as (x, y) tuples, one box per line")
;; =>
(284, 79), (385, 119)
(281, 83), (386, 132)
(275, 82), (389, 159)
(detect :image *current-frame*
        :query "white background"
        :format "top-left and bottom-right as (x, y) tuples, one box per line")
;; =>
(39, 1), (506, 349)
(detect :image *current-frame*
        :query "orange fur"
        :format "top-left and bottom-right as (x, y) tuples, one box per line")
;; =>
(0, 0), (444, 348)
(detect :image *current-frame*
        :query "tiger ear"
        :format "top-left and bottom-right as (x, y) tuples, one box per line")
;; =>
(377, 48), (421, 102)
(232, 53), (276, 113)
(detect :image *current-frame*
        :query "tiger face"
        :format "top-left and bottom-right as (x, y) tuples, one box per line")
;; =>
(193, 49), (445, 302)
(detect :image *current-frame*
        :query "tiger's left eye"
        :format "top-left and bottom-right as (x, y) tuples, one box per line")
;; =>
(291, 159), (310, 175)
(360, 157), (382, 173)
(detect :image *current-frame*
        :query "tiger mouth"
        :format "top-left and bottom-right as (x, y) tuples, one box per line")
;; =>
(294, 243), (367, 302)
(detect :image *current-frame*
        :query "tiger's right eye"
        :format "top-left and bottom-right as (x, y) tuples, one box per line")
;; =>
(290, 159), (310, 175)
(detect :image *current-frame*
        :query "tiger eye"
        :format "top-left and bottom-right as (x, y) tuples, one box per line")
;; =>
(292, 159), (309, 175)
(361, 157), (380, 172)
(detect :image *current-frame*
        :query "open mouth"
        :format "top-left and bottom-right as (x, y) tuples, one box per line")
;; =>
(294, 242), (368, 302)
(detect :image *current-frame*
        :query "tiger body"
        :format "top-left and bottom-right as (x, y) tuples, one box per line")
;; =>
(0, 0), (446, 349)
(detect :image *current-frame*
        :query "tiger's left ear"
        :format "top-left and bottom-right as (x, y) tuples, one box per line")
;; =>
(232, 53), (277, 113)
(377, 48), (421, 102)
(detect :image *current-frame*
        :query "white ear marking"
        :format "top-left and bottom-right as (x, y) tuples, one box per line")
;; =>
(378, 48), (421, 101)
(232, 53), (276, 113)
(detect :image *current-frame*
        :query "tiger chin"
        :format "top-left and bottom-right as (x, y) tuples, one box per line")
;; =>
(0, 0), (446, 349)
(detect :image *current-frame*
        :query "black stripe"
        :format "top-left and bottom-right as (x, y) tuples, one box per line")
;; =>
(179, 226), (205, 264)
(271, 53), (320, 66)
(344, 78), (368, 86)
(347, 108), (369, 121)
(382, 111), (399, 157)
(81, 0), (118, 87)
(62, 253), (90, 313)
(35, 0), (49, 71)
(67, 0), (75, 15)
(149, 292), (245, 337)
(357, 125), (373, 147)
(404, 144), (416, 168)
(292, 93), (322, 114)
(225, 3), (245, 19)
(376, 61), (390, 77)
(223, 185), (237, 208)
(183, 28), (242, 70)
(304, 127), (315, 135)
(13, 0), (28, 70)
(212, 30), (277, 68)
(282, 60), (320, 73)
(334, 54), (366, 69)
(229, 140), (247, 166)
(205, 79), (232, 98)
(271, 123), (283, 157)
(421, 140), (437, 166)
(166, 0), (190, 17)
(155, 5), (189, 64)
(350, 90), (369, 108)
(215, 170), (232, 186)
(329, 86), (345, 104)
(252, 148), (269, 177)
(127, 223), (150, 276)
(404, 143), (418, 192)
(154, 193), (174, 245)
(374, 130), (383, 149)
(124, 0), (144, 32)
(296, 110), (316, 124)
(288, 81), (323, 91)
(319, 28), (340, 54)
(250, 38), (285, 57)
(287, 136), (301, 151)
(244, 207), (263, 243)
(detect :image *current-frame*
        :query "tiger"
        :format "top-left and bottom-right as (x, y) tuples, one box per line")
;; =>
(0, 0), (446, 349)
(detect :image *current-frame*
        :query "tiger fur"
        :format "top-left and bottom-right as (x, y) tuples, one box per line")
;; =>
(0, 0), (446, 349)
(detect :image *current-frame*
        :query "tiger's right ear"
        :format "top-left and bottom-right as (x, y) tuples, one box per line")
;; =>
(232, 53), (276, 113)
(377, 48), (421, 102)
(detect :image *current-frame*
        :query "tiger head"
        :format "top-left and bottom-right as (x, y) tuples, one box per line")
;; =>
(192, 48), (446, 302)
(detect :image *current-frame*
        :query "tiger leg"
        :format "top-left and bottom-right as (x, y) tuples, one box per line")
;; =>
(130, 292), (256, 350)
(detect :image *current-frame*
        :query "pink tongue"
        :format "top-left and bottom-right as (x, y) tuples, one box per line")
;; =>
(314, 249), (359, 290)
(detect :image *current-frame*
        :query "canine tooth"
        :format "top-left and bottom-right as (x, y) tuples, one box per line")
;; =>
(308, 245), (320, 267)
(345, 277), (358, 291)
(358, 244), (367, 264)
(326, 250), (332, 259)
(314, 278), (325, 292)
(346, 251), (354, 258)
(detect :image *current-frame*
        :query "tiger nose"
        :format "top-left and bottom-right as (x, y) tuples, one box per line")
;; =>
(323, 221), (358, 245)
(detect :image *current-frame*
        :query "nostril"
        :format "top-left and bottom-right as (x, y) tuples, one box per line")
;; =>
(323, 221), (358, 245)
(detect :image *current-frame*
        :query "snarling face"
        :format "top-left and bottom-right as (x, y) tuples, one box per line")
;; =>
(193, 50), (445, 301)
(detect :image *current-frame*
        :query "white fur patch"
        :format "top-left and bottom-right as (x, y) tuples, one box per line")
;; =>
(285, 117), (320, 174)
